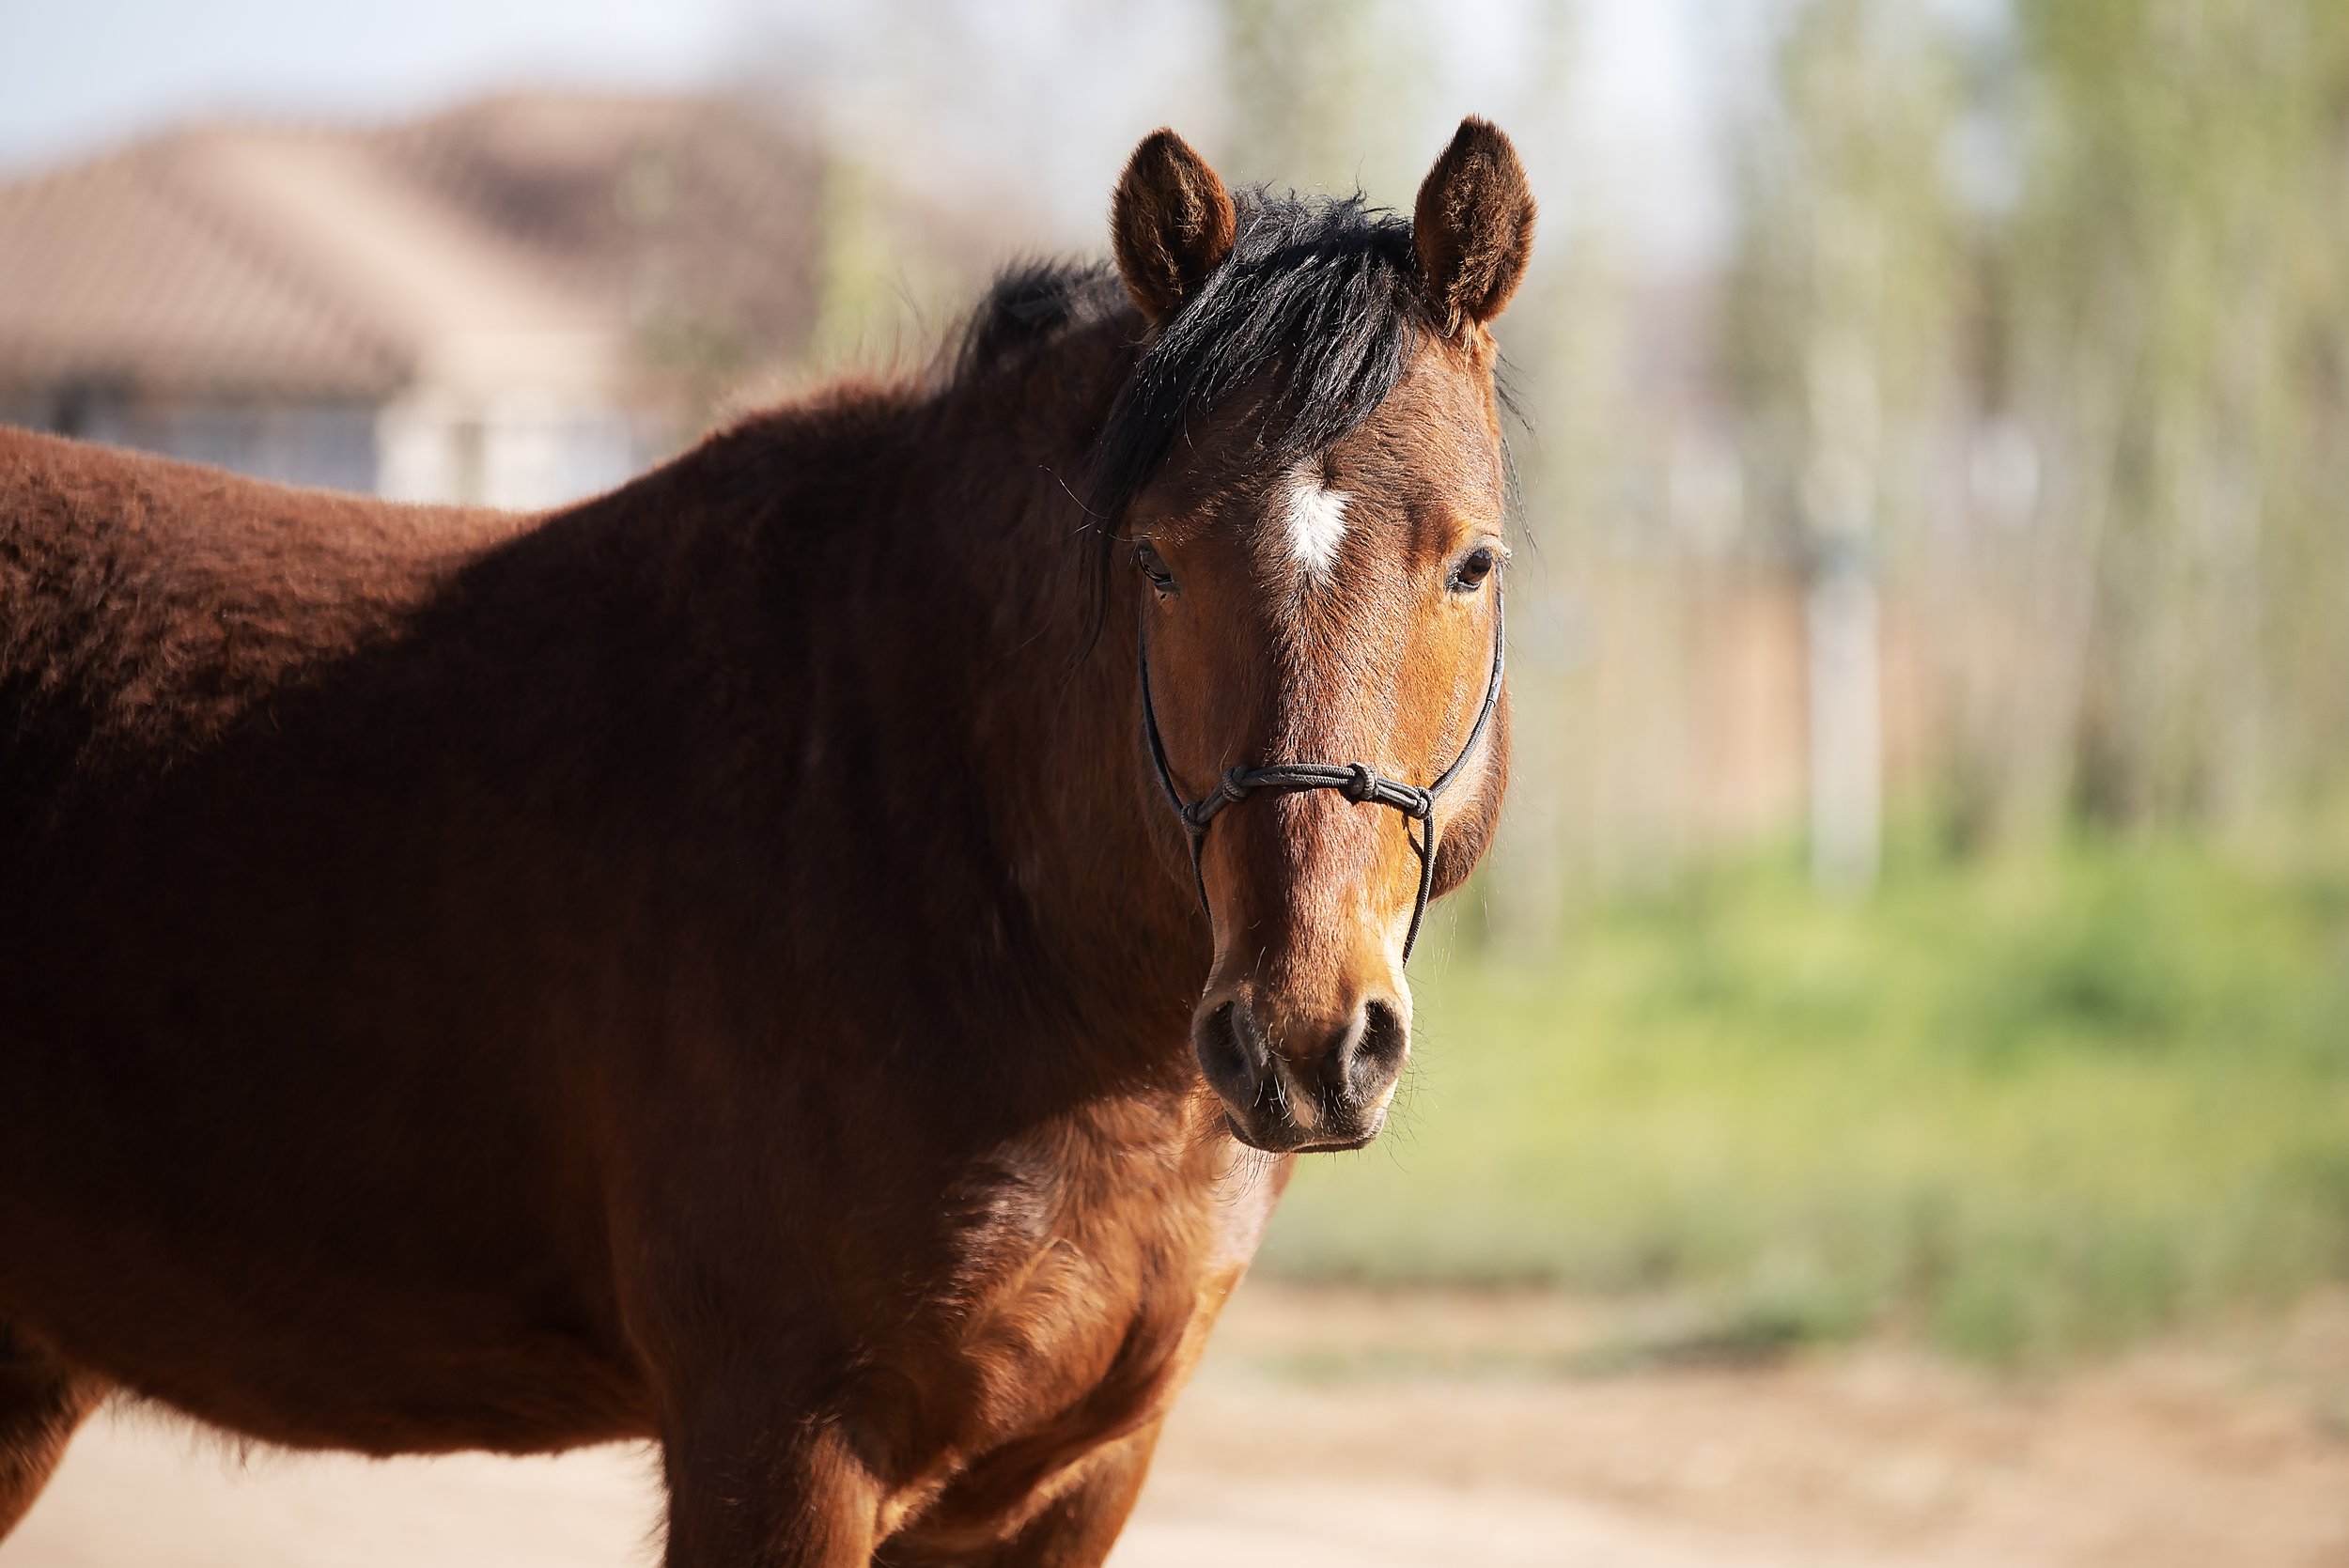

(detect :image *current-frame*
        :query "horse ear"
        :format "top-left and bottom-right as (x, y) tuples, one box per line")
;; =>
(1111, 129), (1237, 324)
(1412, 117), (1536, 334)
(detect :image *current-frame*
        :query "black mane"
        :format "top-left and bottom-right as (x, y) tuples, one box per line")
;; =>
(957, 191), (1432, 533)
(954, 256), (1129, 380)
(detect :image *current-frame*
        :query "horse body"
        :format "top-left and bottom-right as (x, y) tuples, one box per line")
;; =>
(0, 121), (1533, 1563)
(0, 326), (1270, 1540)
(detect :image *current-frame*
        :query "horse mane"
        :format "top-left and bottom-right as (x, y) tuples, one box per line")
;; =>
(950, 190), (1432, 536)
(952, 256), (1130, 382)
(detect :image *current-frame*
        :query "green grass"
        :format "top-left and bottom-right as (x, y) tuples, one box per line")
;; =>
(1256, 834), (2349, 1364)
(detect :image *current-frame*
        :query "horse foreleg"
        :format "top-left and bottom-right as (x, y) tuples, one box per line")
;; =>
(661, 1392), (883, 1568)
(968, 1421), (1165, 1568)
(0, 1328), (106, 1539)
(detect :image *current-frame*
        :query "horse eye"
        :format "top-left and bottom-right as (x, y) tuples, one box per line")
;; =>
(1134, 541), (1176, 593)
(1451, 546), (1498, 593)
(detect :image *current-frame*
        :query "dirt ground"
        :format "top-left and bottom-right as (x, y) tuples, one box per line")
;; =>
(8, 1285), (2347, 1568)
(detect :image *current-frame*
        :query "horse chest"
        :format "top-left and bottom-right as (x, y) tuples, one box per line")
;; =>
(871, 1112), (1290, 1542)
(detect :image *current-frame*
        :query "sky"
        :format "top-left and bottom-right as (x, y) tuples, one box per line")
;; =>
(0, 0), (1732, 266)
(0, 0), (726, 168)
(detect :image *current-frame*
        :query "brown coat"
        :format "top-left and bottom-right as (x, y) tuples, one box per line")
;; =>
(0, 119), (1533, 1565)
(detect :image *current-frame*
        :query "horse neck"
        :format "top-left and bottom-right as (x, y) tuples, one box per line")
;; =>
(685, 321), (1207, 1088)
(910, 331), (1211, 1063)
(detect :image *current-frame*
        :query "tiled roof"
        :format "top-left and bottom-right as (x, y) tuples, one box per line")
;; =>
(0, 142), (410, 398)
(0, 93), (841, 403)
(383, 93), (830, 373)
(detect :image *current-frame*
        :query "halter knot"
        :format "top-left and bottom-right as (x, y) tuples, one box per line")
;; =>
(1179, 767), (1252, 833)
(1341, 762), (1377, 803)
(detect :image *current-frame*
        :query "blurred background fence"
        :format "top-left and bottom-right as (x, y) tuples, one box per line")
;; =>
(4, 0), (2345, 1366)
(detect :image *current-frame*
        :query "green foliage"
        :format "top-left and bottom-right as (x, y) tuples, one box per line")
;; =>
(1697, 0), (2349, 855)
(1258, 835), (2349, 1365)
(2005, 0), (2349, 824)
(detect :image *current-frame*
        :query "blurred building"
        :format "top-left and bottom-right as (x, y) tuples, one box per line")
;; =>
(0, 92), (979, 507)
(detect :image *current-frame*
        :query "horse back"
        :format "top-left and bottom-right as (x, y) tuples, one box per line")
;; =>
(0, 428), (661, 1452)
(1, 426), (514, 772)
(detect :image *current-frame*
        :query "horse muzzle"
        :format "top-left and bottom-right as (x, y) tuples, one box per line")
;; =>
(1190, 988), (1410, 1153)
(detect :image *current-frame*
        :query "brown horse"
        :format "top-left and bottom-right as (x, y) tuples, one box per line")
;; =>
(0, 120), (1532, 1563)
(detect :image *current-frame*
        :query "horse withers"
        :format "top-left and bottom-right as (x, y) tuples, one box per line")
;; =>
(0, 119), (1533, 1564)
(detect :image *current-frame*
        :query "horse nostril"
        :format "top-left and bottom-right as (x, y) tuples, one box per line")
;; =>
(1325, 998), (1408, 1102)
(1192, 1000), (1261, 1105)
(1358, 998), (1408, 1076)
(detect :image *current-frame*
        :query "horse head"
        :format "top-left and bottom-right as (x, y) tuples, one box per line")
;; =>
(1102, 119), (1534, 1153)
